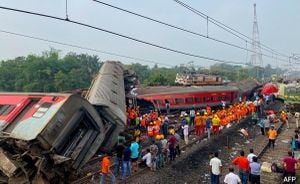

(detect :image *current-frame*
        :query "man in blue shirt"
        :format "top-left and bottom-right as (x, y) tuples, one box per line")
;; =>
(206, 115), (212, 139)
(130, 140), (139, 172)
(249, 156), (260, 184)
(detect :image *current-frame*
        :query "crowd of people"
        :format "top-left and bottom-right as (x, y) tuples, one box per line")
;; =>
(210, 148), (262, 184)
(99, 96), (300, 184)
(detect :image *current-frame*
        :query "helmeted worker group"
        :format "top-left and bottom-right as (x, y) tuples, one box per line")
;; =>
(99, 99), (261, 183)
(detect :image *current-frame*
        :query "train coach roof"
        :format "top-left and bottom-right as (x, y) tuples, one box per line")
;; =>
(85, 61), (127, 123)
(228, 79), (260, 92)
(136, 85), (239, 96)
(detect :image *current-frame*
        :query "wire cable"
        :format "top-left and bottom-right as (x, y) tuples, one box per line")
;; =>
(0, 29), (173, 67)
(92, 0), (287, 63)
(0, 6), (249, 65)
(172, 0), (290, 59)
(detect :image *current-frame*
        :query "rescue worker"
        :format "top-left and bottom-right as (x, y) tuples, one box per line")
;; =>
(268, 125), (277, 149)
(212, 114), (221, 136)
(168, 129), (176, 161)
(201, 112), (207, 135)
(281, 111), (288, 128)
(147, 122), (154, 142)
(153, 121), (160, 138)
(100, 151), (116, 184)
(195, 112), (201, 136)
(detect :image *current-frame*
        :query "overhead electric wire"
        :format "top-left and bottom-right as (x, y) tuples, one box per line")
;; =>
(0, 6), (248, 65)
(92, 0), (288, 63)
(173, 0), (291, 59)
(0, 29), (173, 67)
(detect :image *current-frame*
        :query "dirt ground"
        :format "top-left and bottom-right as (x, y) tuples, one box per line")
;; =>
(126, 102), (283, 184)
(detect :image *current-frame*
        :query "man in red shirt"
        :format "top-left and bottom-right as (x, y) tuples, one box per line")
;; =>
(283, 151), (298, 178)
(168, 131), (176, 161)
(232, 150), (249, 184)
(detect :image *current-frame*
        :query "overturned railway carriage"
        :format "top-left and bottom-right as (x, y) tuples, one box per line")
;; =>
(85, 61), (129, 150)
(0, 61), (132, 183)
(136, 79), (259, 110)
(0, 93), (105, 183)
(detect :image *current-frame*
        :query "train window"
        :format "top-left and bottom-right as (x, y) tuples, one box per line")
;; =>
(0, 105), (15, 116)
(204, 97), (211, 102)
(175, 98), (184, 104)
(32, 102), (52, 118)
(153, 99), (163, 104)
(194, 97), (202, 102)
(185, 97), (193, 103)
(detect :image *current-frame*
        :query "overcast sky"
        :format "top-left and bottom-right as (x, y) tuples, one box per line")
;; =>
(0, 0), (299, 68)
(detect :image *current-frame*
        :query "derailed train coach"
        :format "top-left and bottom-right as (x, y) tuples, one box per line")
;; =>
(85, 61), (134, 150)
(136, 79), (260, 111)
(0, 93), (105, 183)
(0, 61), (133, 183)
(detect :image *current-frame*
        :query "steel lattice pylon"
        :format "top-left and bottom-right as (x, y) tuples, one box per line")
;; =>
(250, 3), (263, 66)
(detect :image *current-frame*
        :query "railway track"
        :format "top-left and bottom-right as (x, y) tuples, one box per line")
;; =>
(72, 102), (285, 184)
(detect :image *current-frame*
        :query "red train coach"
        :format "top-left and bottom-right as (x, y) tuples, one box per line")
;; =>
(0, 93), (105, 183)
(136, 85), (239, 110)
(135, 79), (260, 111)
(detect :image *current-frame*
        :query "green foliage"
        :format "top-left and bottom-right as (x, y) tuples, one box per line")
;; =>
(0, 49), (100, 92)
(0, 49), (283, 91)
(127, 62), (283, 86)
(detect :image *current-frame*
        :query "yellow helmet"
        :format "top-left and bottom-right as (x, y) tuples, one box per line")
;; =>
(196, 112), (200, 115)
(160, 134), (164, 139)
(156, 135), (161, 140)
(169, 129), (175, 135)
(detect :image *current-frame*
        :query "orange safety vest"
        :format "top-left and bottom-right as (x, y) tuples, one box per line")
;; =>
(268, 129), (277, 140)
(195, 116), (201, 126)
(153, 125), (160, 136)
(147, 126), (154, 137)
(201, 115), (207, 126)
(101, 156), (110, 174)
(141, 118), (146, 127)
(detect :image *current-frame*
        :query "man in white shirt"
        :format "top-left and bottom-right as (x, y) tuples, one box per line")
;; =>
(224, 167), (241, 184)
(247, 148), (256, 163)
(182, 123), (189, 145)
(295, 112), (299, 128)
(142, 149), (152, 168)
(209, 152), (222, 184)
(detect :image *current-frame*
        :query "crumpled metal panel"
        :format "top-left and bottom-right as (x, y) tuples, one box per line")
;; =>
(86, 61), (126, 124)
(8, 101), (65, 141)
(0, 148), (18, 177)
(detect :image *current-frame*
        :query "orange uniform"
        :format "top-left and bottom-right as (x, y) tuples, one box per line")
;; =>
(101, 156), (111, 174)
